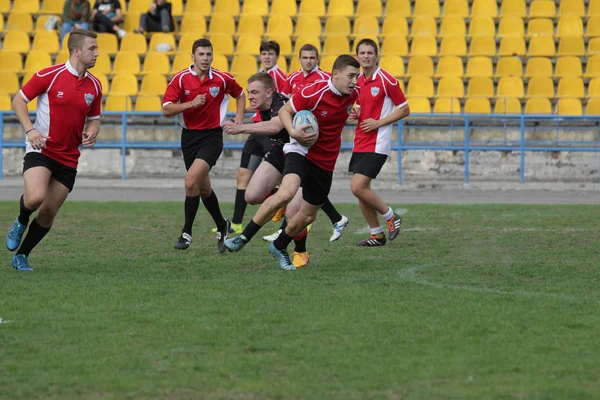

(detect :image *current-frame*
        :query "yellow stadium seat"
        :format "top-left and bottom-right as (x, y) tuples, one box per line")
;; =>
(140, 74), (167, 96)
(177, 34), (198, 55)
(381, 18), (408, 37)
(410, 36), (437, 56)
(294, 35), (321, 54)
(92, 73), (108, 92)
(323, 16), (350, 36)
(464, 97), (491, 114)
(527, 77), (554, 98)
(24, 50), (51, 73)
(556, 57), (582, 77)
(499, 0), (526, 17)
(356, 0), (382, 17)
(0, 94), (12, 111)
(494, 97), (521, 114)
(468, 17), (495, 37)
(589, 78), (600, 96)
(214, 0), (240, 15)
(557, 16), (584, 38)
(353, 17), (379, 37)
(6, 12), (33, 32)
(0, 15), (4, 31)
(440, 37), (466, 56)
(119, 33), (148, 55)
(0, 71), (19, 94)
(585, 56), (600, 78)
(496, 57), (522, 77)
(271, 0), (297, 16)
(149, 33), (176, 53)
(105, 95), (132, 112)
(587, 17), (600, 38)
(557, 77), (585, 97)
(32, 31), (59, 54)
(443, 0), (468, 17)
(434, 97), (461, 113)
(558, 0), (585, 17)
(498, 37), (526, 56)
(557, 98), (582, 115)
(209, 33), (234, 55)
(558, 37), (585, 56)
(586, 98), (600, 115)
(529, 37), (556, 57)
(0, 0), (8, 13)
(435, 56), (463, 77)
(13, 0), (38, 13)
(231, 54), (258, 74)
(111, 74), (138, 95)
(379, 56), (405, 77)
(439, 16), (466, 38)
(465, 57), (493, 77)
(381, 36), (408, 56)
(123, 12), (141, 32)
(497, 76), (524, 97)
(170, 0), (183, 16)
(407, 55), (433, 76)
(35, 15), (61, 31)
(3, 31), (31, 53)
(97, 33), (118, 55)
(327, 0), (354, 16)
(209, 14), (235, 35)
(185, 0), (211, 14)
(238, 15), (264, 35)
(297, 16), (323, 36)
(527, 18), (554, 37)
(471, 0), (497, 17)
(55, 49), (69, 64)
(241, 0), (268, 15)
(211, 54), (228, 71)
(407, 76), (434, 97)
(90, 52), (111, 75)
(267, 16), (293, 36)
(180, 15), (207, 35)
(318, 54), (336, 72)
(498, 16), (525, 38)
(289, 57), (301, 72)
(135, 96), (162, 112)
(467, 77), (494, 97)
(414, 0), (440, 18)
(113, 52), (141, 75)
(410, 17), (437, 37)
(172, 54), (192, 72)
(142, 52), (170, 75)
(590, 0), (600, 17)
(127, 0), (147, 13)
(386, 0), (411, 16)
(525, 97), (552, 114)
(323, 36), (350, 54)
(468, 36), (496, 56)
(437, 77), (464, 97)
(408, 97), (431, 113)
(0, 51), (23, 73)
(529, 0), (555, 18)
(298, 0), (326, 16)
(236, 35), (262, 55)
(266, 34), (293, 56)
(524, 57), (553, 77)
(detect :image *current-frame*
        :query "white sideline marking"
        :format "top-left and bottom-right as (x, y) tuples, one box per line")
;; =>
(398, 265), (576, 301)
(0, 318), (12, 324)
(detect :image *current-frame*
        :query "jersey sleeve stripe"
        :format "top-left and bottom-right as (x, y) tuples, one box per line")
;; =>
(19, 90), (30, 102)
(87, 115), (101, 120)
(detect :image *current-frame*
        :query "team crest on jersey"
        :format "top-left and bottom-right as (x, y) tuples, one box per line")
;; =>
(370, 87), (380, 97)
(184, 90), (190, 96)
(209, 86), (220, 97)
(84, 93), (94, 105)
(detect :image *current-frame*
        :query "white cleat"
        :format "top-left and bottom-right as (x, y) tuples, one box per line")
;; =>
(262, 229), (282, 242)
(329, 215), (349, 242)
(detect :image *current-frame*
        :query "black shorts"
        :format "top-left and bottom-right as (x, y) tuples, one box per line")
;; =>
(240, 134), (269, 170)
(349, 152), (388, 179)
(263, 143), (285, 174)
(283, 152), (333, 206)
(181, 128), (223, 170)
(23, 152), (77, 192)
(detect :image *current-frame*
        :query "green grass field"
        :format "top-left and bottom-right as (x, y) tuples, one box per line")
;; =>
(1, 201), (599, 400)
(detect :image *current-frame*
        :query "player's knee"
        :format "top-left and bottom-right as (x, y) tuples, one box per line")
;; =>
(184, 179), (200, 196)
(25, 192), (45, 209)
(274, 188), (295, 206)
(351, 181), (367, 198)
(244, 190), (262, 205)
(300, 211), (317, 226)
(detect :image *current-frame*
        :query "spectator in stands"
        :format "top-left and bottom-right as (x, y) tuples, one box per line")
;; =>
(60, 0), (91, 44)
(91, 0), (126, 38)
(134, 0), (174, 34)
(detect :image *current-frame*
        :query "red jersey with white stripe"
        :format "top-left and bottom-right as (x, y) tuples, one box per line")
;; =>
(251, 64), (288, 122)
(287, 79), (359, 171)
(163, 66), (244, 130)
(280, 67), (331, 98)
(354, 68), (407, 155)
(20, 61), (102, 169)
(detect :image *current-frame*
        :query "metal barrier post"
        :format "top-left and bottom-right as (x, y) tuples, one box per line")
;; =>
(464, 115), (470, 184)
(397, 120), (403, 184)
(0, 113), (4, 180)
(520, 115), (525, 183)
(121, 113), (127, 180)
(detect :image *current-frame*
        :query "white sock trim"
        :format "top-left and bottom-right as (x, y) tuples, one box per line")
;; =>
(382, 207), (394, 220)
(370, 226), (384, 235)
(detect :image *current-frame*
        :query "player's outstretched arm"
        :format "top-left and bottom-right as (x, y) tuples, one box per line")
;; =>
(360, 104), (411, 133)
(162, 95), (205, 117)
(234, 93), (246, 124)
(82, 119), (101, 147)
(223, 117), (284, 136)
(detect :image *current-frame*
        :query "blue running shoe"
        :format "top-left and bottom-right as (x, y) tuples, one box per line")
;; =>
(12, 254), (33, 271)
(224, 234), (248, 252)
(6, 217), (27, 252)
(268, 242), (296, 271)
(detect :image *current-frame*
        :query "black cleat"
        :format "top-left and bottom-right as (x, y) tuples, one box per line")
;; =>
(216, 219), (231, 253)
(174, 233), (192, 250)
(387, 214), (402, 241)
(356, 234), (387, 247)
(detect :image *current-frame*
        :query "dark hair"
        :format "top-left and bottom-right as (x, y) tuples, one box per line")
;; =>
(355, 38), (379, 56)
(67, 28), (97, 54)
(248, 72), (275, 90)
(332, 54), (360, 73)
(192, 38), (213, 54)
(260, 40), (280, 56)
(299, 44), (319, 58)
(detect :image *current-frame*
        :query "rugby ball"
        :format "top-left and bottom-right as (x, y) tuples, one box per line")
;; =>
(293, 109), (319, 137)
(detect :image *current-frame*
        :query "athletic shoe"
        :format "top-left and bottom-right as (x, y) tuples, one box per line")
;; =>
(262, 229), (282, 242)
(356, 234), (387, 247)
(292, 251), (310, 268)
(329, 215), (349, 242)
(12, 254), (33, 271)
(174, 233), (192, 250)
(216, 219), (231, 253)
(268, 242), (295, 271)
(224, 234), (249, 252)
(387, 214), (403, 241)
(211, 222), (243, 234)
(307, 223), (312, 232)
(271, 207), (286, 222)
(6, 217), (27, 252)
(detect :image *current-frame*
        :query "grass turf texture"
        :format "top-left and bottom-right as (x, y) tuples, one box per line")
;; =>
(1, 202), (599, 400)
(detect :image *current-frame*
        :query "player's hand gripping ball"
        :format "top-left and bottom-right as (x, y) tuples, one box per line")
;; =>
(292, 110), (319, 147)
